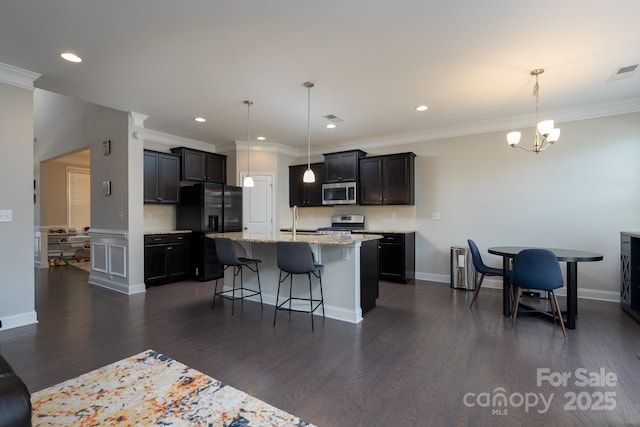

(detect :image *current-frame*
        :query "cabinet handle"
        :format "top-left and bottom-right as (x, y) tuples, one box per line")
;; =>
(167, 246), (172, 250)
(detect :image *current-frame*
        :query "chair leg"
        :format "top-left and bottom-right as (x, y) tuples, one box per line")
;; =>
(317, 271), (325, 317)
(469, 273), (485, 308)
(231, 266), (238, 317)
(212, 277), (219, 309)
(549, 291), (568, 340)
(255, 263), (263, 308)
(273, 270), (283, 327)
(308, 272), (314, 331)
(511, 285), (521, 331)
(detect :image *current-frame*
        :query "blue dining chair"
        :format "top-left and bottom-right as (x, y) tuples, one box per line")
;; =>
(468, 239), (504, 309)
(510, 249), (567, 339)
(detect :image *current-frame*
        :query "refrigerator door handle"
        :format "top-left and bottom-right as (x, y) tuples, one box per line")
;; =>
(209, 215), (220, 232)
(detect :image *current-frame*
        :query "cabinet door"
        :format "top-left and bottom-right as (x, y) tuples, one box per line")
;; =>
(167, 242), (189, 279)
(338, 151), (359, 182)
(157, 154), (180, 204)
(307, 163), (325, 206)
(359, 157), (383, 205)
(205, 153), (226, 183)
(379, 242), (404, 280)
(289, 164), (307, 207)
(143, 151), (159, 203)
(324, 155), (341, 183)
(383, 154), (413, 205)
(145, 245), (168, 283)
(182, 150), (206, 181)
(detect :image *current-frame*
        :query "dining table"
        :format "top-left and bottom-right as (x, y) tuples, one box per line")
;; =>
(488, 246), (603, 329)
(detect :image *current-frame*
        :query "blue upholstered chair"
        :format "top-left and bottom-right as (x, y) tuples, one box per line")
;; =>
(212, 238), (263, 317)
(273, 241), (324, 331)
(468, 239), (504, 308)
(510, 249), (567, 339)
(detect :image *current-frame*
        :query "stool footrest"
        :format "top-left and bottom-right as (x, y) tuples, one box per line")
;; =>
(215, 287), (261, 301)
(275, 297), (323, 314)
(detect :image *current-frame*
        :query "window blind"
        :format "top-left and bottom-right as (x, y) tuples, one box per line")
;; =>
(68, 168), (90, 230)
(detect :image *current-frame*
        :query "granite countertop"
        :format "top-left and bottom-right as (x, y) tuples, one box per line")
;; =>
(144, 230), (193, 235)
(207, 231), (383, 245)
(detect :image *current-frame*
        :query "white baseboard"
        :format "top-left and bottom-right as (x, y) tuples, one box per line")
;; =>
(415, 272), (620, 303)
(0, 311), (38, 331)
(88, 275), (146, 295)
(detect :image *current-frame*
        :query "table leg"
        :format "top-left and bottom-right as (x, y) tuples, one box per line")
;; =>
(566, 262), (577, 329)
(502, 256), (511, 317)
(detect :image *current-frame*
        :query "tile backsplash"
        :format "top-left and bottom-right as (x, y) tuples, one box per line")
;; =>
(282, 205), (416, 232)
(144, 204), (176, 232)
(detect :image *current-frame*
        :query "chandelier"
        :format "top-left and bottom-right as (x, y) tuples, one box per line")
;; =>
(507, 68), (560, 153)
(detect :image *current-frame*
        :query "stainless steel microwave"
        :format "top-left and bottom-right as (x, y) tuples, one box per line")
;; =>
(322, 182), (357, 205)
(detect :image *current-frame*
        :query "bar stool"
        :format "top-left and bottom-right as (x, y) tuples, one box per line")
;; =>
(212, 237), (263, 317)
(273, 241), (324, 331)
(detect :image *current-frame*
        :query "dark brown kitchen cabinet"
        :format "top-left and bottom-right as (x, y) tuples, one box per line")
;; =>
(324, 150), (366, 183)
(144, 233), (190, 286)
(377, 232), (415, 283)
(289, 163), (325, 207)
(170, 147), (227, 183)
(360, 152), (415, 205)
(144, 150), (180, 204)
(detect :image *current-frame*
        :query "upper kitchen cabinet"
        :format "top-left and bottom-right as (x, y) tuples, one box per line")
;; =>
(360, 152), (415, 205)
(324, 149), (366, 183)
(144, 150), (180, 204)
(170, 147), (227, 183)
(289, 162), (325, 207)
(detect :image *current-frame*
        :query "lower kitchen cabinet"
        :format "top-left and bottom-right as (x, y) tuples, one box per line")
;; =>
(376, 232), (415, 283)
(360, 238), (380, 314)
(144, 233), (190, 286)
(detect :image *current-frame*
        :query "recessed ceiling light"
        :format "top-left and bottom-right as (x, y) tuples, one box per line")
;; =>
(415, 105), (428, 112)
(194, 117), (206, 123)
(256, 136), (266, 141)
(60, 52), (82, 63)
(326, 123), (336, 129)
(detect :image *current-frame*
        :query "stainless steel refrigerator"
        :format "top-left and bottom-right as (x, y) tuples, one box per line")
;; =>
(177, 183), (243, 281)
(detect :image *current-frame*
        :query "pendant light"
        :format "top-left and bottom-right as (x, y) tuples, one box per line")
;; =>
(303, 81), (316, 183)
(243, 100), (255, 187)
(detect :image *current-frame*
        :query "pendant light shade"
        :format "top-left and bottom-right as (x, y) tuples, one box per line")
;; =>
(243, 100), (255, 187)
(303, 81), (316, 183)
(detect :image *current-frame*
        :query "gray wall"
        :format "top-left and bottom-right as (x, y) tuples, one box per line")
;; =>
(0, 81), (36, 328)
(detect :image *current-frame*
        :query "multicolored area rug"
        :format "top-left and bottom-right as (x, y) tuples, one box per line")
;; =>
(31, 349), (314, 426)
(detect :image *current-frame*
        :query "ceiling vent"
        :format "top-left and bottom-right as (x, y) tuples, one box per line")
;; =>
(608, 64), (638, 81)
(324, 114), (344, 123)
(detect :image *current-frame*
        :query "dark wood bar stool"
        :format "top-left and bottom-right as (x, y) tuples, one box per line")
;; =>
(211, 237), (263, 317)
(273, 241), (324, 331)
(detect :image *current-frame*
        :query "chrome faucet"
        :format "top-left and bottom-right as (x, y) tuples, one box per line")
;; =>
(292, 205), (299, 238)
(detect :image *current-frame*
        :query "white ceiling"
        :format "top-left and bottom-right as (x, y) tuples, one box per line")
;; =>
(2, 1), (639, 151)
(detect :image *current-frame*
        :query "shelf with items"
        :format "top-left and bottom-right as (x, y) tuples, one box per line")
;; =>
(47, 228), (91, 267)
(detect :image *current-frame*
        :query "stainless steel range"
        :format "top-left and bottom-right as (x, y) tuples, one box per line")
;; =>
(316, 214), (365, 235)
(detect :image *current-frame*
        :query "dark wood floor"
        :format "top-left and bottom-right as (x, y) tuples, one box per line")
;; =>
(1, 267), (640, 426)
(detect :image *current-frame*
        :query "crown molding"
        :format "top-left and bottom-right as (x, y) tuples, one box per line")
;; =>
(143, 128), (217, 152)
(129, 112), (149, 128)
(327, 97), (640, 152)
(0, 62), (41, 90)
(234, 140), (299, 157)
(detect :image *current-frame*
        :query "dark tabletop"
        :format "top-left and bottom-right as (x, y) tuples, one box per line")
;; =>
(488, 246), (603, 262)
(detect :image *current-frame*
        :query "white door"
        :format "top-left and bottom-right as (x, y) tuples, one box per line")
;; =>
(241, 173), (274, 233)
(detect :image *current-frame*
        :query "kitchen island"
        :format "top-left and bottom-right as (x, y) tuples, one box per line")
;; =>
(206, 231), (382, 323)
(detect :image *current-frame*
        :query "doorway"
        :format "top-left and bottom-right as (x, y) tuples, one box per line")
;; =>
(241, 173), (274, 233)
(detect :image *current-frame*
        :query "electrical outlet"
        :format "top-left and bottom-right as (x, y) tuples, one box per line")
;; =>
(431, 212), (441, 220)
(0, 210), (12, 222)
(118, 211), (124, 221)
